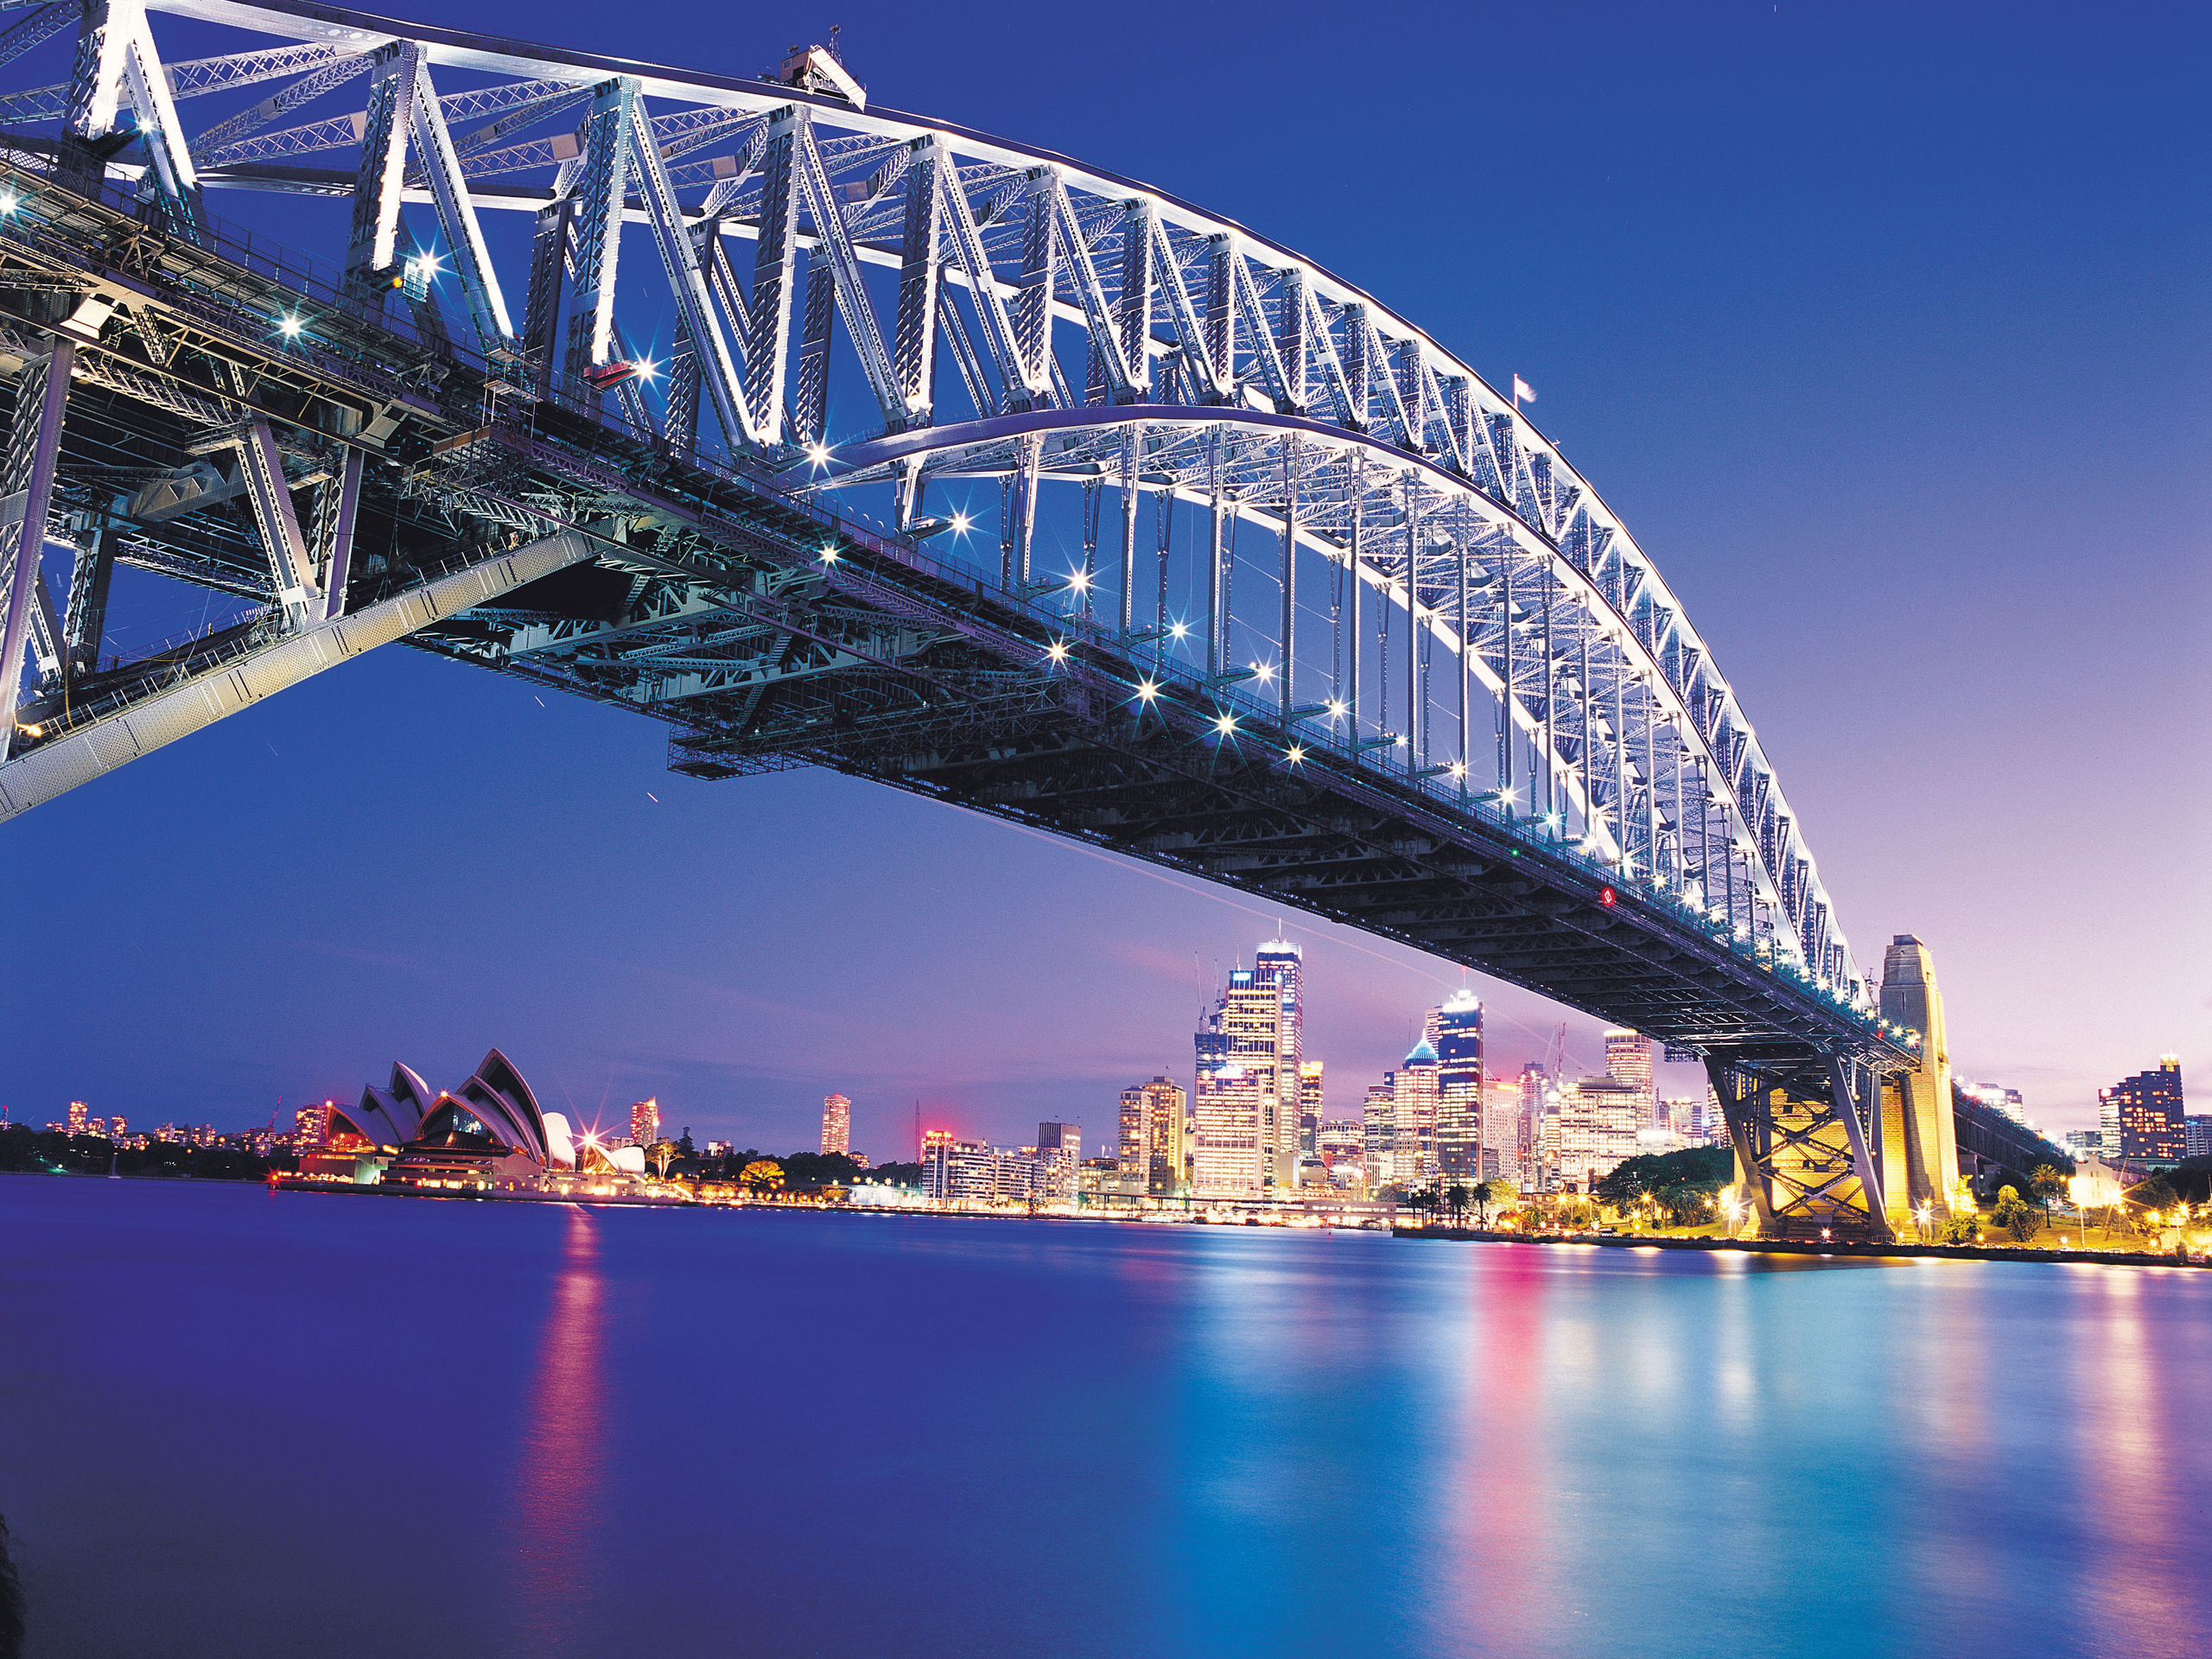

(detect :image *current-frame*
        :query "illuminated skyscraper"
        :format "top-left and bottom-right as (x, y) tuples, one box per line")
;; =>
(2105, 1057), (2184, 1163)
(1362, 1083), (1395, 1190)
(295, 1102), (329, 1149)
(1194, 941), (1304, 1193)
(821, 1092), (852, 1155)
(1432, 990), (1484, 1183)
(631, 1096), (660, 1147)
(1484, 1074), (1522, 1184)
(1192, 1064), (1263, 1198)
(1118, 1079), (1185, 1196)
(1605, 1029), (1656, 1127)
(1253, 939), (1304, 1189)
(1298, 1060), (1325, 1158)
(1391, 1040), (1440, 1190)
(67, 1100), (87, 1135)
(1517, 1062), (1548, 1185)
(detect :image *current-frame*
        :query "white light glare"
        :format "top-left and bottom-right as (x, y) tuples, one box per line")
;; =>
(0, 192), (19, 215)
(632, 356), (658, 385)
(1251, 661), (1274, 683)
(1135, 680), (1159, 702)
(819, 543), (840, 563)
(1215, 713), (1236, 735)
(1450, 760), (1466, 778)
(950, 512), (972, 534)
(1286, 744), (1305, 765)
(1169, 620), (1189, 639)
(806, 441), (830, 466)
(1067, 570), (1090, 592)
(1326, 699), (1346, 719)
(1046, 640), (1069, 664)
(277, 314), (302, 337)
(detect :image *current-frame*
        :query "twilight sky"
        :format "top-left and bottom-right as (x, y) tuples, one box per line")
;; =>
(3, 0), (2204, 1154)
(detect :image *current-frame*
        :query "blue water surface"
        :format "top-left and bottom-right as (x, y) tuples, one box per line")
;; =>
(1, 1175), (2205, 1657)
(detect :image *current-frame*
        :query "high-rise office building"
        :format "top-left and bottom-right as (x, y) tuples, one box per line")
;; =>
(1604, 1029), (1657, 1127)
(295, 1102), (329, 1149)
(1432, 991), (1484, 1183)
(1035, 1122), (1083, 1198)
(821, 1092), (852, 1155)
(1118, 1079), (1186, 1196)
(67, 1100), (88, 1135)
(2104, 1057), (2184, 1163)
(1298, 1060), (1325, 1158)
(1362, 1082), (1395, 1190)
(1391, 1040), (1440, 1190)
(2187, 1116), (2212, 1160)
(1194, 941), (1305, 1193)
(1517, 1061), (1548, 1185)
(1253, 939), (1304, 1189)
(631, 1097), (660, 1147)
(1192, 1064), (1263, 1198)
(1484, 1074), (1523, 1185)
(1544, 1077), (1641, 1190)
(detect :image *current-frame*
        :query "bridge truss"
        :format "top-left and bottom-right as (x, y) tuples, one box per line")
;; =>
(0, 0), (1941, 1236)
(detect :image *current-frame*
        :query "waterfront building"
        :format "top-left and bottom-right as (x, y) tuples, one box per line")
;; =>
(2104, 1057), (2185, 1164)
(67, 1100), (87, 1135)
(1604, 1029), (1657, 1127)
(1518, 1062), (1548, 1185)
(371, 1052), (577, 1190)
(1362, 1083), (1395, 1190)
(295, 1102), (328, 1150)
(924, 1130), (1075, 1205)
(814, 1092), (844, 1159)
(1548, 1077), (1642, 1191)
(1118, 1078), (1186, 1196)
(1299, 1060), (1325, 1159)
(1484, 1075), (1523, 1185)
(1254, 939), (1304, 1189)
(1432, 991), (1484, 1184)
(631, 1097), (660, 1147)
(1036, 1122), (1083, 1200)
(1392, 1040), (1440, 1190)
(1192, 1063), (1264, 1198)
(2188, 1116), (2212, 1160)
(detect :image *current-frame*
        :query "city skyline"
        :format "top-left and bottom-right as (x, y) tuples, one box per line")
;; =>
(0, 0), (2199, 1157)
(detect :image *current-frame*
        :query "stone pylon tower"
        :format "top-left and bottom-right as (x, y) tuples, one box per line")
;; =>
(1878, 935), (1959, 1222)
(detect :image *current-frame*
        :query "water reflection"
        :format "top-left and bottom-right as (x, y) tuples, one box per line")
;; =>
(507, 1206), (607, 1652)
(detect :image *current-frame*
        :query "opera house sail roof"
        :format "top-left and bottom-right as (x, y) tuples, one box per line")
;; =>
(346, 1051), (577, 1189)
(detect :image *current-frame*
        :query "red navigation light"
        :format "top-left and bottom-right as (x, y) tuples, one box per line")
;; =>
(1599, 886), (1617, 907)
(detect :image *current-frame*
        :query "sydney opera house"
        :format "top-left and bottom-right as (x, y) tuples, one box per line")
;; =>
(302, 1049), (645, 1192)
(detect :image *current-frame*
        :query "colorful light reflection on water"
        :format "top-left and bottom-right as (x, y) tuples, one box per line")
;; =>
(1, 1179), (2206, 1657)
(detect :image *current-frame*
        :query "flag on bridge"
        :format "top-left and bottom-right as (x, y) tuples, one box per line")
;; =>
(1512, 374), (1536, 407)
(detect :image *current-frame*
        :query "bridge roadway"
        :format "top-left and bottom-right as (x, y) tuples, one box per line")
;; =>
(0, 0), (1946, 1237)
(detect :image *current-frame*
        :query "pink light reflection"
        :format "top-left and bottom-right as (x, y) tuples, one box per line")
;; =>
(507, 1205), (608, 1650)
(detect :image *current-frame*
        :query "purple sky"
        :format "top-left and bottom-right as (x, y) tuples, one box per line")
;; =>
(3, 0), (2204, 1154)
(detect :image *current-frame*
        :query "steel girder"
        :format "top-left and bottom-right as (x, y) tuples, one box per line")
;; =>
(0, 1), (1920, 1121)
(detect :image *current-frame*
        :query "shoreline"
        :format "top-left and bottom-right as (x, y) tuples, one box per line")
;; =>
(1393, 1224), (2205, 1269)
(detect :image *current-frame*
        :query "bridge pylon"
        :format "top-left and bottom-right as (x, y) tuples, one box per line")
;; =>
(1711, 1052), (1892, 1242)
(1876, 934), (1960, 1226)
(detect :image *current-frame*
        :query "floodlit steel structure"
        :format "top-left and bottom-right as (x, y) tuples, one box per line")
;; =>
(0, 0), (1954, 1236)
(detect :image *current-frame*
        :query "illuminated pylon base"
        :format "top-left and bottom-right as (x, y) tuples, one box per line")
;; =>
(1711, 1055), (1894, 1243)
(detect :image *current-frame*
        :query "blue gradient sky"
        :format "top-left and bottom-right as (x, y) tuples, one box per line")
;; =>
(3, 0), (2203, 1154)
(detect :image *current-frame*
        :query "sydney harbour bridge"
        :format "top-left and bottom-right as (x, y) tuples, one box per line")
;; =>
(0, 0), (2050, 1236)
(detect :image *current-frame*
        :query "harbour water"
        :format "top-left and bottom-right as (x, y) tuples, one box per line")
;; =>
(2, 1174), (2206, 1657)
